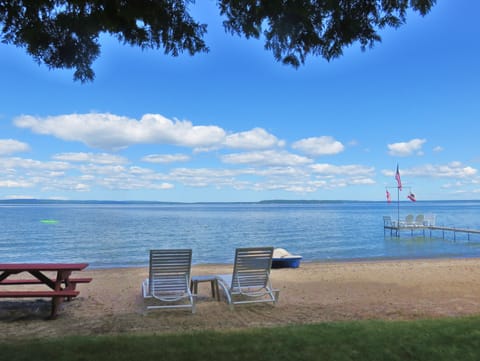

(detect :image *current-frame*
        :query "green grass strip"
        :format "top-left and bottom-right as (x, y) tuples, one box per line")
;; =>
(2, 317), (480, 361)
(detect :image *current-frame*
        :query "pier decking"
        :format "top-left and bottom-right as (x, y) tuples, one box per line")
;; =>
(384, 224), (480, 240)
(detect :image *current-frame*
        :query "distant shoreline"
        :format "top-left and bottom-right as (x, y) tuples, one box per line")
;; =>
(1, 198), (478, 205)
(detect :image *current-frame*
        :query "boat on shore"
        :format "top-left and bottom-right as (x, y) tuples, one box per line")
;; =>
(272, 248), (302, 269)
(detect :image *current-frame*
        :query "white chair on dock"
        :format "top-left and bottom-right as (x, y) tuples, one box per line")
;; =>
(414, 214), (425, 227)
(404, 214), (415, 227)
(383, 216), (397, 236)
(424, 214), (436, 226)
(383, 216), (393, 227)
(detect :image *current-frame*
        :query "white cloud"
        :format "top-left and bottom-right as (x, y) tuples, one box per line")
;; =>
(129, 166), (155, 175)
(310, 163), (375, 176)
(433, 146), (444, 153)
(80, 175), (95, 181)
(292, 136), (344, 156)
(0, 157), (70, 171)
(3, 194), (35, 199)
(251, 180), (321, 193)
(53, 152), (128, 164)
(154, 183), (175, 190)
(79, 164), (127, 175)
(382, 162), (477, 178)
(0, 139), (30, 155)
(0, 151), (381, 196)
(0, 180), (33, 188)
(0, 154), (177, 195)
(387, 138), (426, 156)
(221, 150), (313, 166)
(70, 162), (175, 191)
(142, 154), (191, 163)
(163, 161), (376, 193)
(14, 113), (226, 150)
(165, 168), (238, 188)
(407, 162), (477, 178)
(441, 181), (464, 189)
(308, 163), (376, 189)
(74, 183), (90, 192)
(349, 177), (376, 185)
(224, 128), (285, 149)
(14, 114), (287, 153)
(0, 116), (387, 199)
(253, 166), (309, 177)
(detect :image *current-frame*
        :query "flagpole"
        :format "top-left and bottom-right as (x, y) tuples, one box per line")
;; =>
(395, 164), (402, 236)
(397, 185), (400, 231)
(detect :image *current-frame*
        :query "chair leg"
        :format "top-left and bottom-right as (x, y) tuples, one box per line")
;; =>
(215, 281), (220, 301)
(210, 280), (216, 298)
(273, 290), (280, 304)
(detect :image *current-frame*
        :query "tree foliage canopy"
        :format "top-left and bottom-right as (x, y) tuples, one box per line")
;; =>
(0, 0), (436, 82)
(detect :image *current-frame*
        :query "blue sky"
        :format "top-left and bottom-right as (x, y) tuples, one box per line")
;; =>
(1, 1), (479, 202)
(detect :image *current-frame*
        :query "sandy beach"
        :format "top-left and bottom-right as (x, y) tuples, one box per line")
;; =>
(1, 258), (480, 340)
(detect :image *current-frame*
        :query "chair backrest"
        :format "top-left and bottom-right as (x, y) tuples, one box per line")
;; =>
(231, 247), (273, 290)
(405, 214), (414, 224)
(149, 249), (192, 294)
(415, 214), (424, 225)
(424, 214), (436, 226)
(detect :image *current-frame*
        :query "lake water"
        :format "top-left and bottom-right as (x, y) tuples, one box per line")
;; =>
(1, 201), (480, 269)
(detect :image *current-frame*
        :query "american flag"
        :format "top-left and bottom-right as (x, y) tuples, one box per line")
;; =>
(395, 165), (402, 191)
(386, 189), (391, 203)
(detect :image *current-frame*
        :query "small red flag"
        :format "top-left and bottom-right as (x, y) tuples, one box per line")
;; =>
(395, 165), (402, 191)
(386, 189), (391, 203)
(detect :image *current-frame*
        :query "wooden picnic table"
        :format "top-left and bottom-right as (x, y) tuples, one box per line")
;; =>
(0, 263), (91, 319)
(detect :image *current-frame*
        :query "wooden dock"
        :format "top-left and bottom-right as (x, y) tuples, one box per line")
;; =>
(384, 224), (480, 240)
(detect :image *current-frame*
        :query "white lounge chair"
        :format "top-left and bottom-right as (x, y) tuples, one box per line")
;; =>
(216, 247), (279, 309)
(383, 216), (396, 227)
(383, 216), (397, 236)
(404, 214), (415, 227)
(424, 214), (436, 226)
(414, 214), (425, 226)
(142, 249), (196, 313)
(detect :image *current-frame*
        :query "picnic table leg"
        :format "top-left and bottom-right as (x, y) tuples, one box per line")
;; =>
(64, 280), (76, 301)
(49, 296), (62, 319)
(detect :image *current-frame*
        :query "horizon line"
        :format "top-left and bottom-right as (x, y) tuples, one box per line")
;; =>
(0, 198), (478, 204)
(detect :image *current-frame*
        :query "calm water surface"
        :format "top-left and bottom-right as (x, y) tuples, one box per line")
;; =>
(1, 201), (480, 268)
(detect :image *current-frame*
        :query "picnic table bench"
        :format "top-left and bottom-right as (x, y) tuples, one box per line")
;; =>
(0, 263), (91, 319)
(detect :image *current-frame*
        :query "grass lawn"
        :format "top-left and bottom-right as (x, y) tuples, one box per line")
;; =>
(2, 316), (480, 361)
